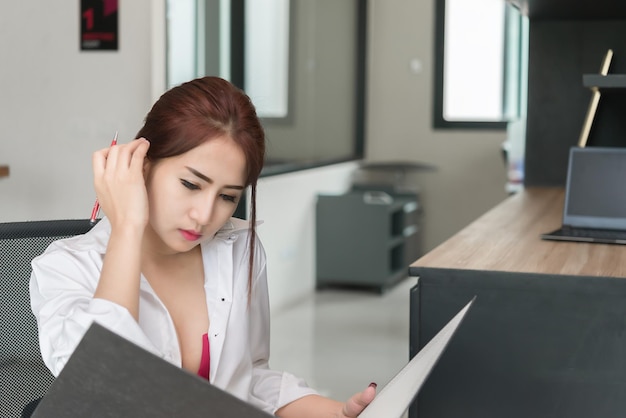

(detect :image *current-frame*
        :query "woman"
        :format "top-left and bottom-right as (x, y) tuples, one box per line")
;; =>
(30, 76), (375, 416)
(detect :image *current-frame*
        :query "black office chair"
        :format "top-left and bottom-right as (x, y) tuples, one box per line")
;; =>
(0, 219), (95, 418)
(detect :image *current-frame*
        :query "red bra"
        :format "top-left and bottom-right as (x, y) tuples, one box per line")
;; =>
(197, 333), (210, 380)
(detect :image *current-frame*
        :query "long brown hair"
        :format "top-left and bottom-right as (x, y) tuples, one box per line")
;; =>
(136, 76), (265, 298)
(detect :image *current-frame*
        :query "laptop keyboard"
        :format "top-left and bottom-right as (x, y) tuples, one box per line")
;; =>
(564, 227), (626, 241)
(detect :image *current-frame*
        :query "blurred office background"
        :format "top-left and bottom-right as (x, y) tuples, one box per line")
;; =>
(0, 0), (512, 404)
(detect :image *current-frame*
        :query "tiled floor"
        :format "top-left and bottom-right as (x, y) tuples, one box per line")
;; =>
(269, 276), (416, 407)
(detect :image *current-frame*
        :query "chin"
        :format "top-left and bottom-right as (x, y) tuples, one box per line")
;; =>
(155, 233), (198, 255)
(171, 240), (199, 254)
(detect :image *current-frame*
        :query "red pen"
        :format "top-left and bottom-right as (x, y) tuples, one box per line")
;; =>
(89, 131), (118, 225)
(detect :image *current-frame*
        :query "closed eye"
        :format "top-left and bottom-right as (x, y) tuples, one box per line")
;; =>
(180, 179), (200, 190)
(221, 194), (237, 203)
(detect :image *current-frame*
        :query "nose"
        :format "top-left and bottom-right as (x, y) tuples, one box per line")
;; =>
(191, 197), (215, 226)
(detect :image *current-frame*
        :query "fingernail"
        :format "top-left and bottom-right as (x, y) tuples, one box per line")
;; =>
(369, 382), (377, 388)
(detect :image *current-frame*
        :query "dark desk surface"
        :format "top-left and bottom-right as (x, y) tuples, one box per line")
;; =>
(410, 187), (626, 278)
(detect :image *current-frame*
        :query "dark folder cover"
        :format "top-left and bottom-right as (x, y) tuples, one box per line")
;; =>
(32, 323), (272, 417)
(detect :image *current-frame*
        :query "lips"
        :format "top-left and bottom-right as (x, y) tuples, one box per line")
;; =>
(180, 229), (203, 241)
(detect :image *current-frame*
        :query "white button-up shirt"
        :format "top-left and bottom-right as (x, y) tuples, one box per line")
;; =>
(30, 217), (317, 414)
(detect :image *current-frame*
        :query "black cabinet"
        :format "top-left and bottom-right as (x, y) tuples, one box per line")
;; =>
(315, 190), (421, 292)
(409, 269), (626, 418)
(512, 0), (626, 186)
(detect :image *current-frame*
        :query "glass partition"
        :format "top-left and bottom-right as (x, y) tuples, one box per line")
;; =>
(166, 0), (366, 175)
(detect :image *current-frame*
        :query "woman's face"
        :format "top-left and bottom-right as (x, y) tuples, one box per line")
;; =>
(143, 135), (247, 254)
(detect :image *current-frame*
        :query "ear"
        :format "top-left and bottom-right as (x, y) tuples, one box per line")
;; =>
(143, 158), (152, 179)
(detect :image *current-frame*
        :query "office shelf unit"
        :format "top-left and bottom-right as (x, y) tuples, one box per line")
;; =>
(583, 74), (626, 89)
(315, 190), (421, 292)
(509, 0), (626, 186)
(578, 69), (626, 148)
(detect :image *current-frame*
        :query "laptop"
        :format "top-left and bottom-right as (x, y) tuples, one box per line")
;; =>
(542, 146), (626, 244)
(31, 298), (474, 418)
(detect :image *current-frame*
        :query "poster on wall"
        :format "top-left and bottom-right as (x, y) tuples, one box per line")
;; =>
(80, 0), (119, 51)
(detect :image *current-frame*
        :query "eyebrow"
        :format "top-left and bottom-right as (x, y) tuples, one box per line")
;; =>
(185, 166), (245, 190)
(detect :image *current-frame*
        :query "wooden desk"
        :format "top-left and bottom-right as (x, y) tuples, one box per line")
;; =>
(408, 187), (626, 418)
(411, 187), (626, 277)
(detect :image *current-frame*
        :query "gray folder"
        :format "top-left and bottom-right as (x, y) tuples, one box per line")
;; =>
(32, 298), (474, 417)
(31, 323), (272, 418)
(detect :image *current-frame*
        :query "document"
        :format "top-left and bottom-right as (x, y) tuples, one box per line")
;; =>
(33, 298), (474, 417)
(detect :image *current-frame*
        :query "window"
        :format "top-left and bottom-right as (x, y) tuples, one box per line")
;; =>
(434, 0), (525, 129)
(166, 0), (367, 175)
(244, 0), (290, 118)
(166, 0), (201, 88)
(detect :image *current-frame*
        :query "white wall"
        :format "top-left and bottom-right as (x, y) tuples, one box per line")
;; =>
(0, 1), (159, 222)
(257, 162), (358, 312)
(365, 0), (508, 251)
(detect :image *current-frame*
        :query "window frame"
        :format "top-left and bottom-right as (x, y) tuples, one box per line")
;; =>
(433, 0), (514, 130)
(230, 0), (367, 175)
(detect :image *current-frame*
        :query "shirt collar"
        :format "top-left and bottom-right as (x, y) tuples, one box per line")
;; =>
(213, 217), (263, 241)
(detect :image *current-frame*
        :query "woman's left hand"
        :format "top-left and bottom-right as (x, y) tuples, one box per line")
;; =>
(337, 383), (377, 417)
(275, 382), (377, 418)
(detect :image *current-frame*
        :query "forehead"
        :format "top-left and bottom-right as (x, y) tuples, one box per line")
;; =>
(162, 136), (247, 185)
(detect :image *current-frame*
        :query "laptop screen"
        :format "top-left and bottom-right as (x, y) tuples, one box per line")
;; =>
(563, 146), (626, 229)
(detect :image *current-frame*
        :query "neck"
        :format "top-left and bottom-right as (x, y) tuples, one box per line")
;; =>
(140, 226), (201, 269)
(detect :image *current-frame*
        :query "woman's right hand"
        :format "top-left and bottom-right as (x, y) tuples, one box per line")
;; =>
(92, 137), (151, 231)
